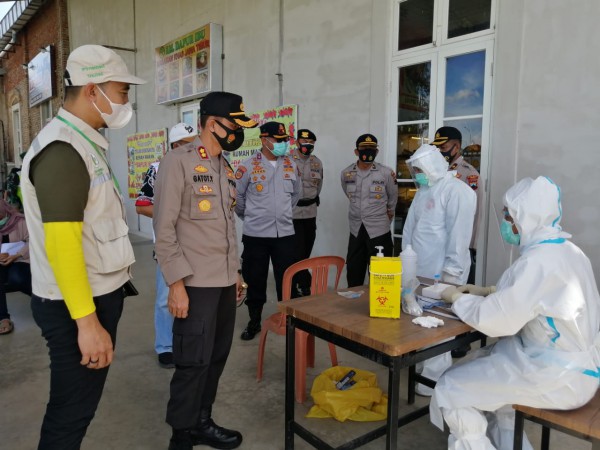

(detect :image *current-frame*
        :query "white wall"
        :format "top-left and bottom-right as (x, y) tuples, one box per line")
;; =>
(487, 0), (600, 284)
(68, 0), (390, 265)
(68, 0), (600, 285)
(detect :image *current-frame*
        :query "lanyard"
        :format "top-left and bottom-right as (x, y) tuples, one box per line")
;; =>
(56, 115), (122, 194)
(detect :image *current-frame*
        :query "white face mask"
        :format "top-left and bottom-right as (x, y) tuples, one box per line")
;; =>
(93, 87), (133, 129)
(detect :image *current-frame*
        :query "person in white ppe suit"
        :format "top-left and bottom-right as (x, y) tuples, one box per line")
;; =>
(402, 144), (476, 395)
(431, 176), (600, 450)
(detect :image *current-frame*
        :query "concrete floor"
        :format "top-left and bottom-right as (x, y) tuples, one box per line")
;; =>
(0, 234), (592, 450)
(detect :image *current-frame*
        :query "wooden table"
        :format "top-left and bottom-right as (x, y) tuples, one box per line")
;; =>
(281, 285), (483, 450)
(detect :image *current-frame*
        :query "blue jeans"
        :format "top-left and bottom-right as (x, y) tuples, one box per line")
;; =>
(154, 263), (173, 354)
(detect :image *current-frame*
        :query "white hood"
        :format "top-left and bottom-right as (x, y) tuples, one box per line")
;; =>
(503, 176), (571, 250)
(406, 144), (449, 186)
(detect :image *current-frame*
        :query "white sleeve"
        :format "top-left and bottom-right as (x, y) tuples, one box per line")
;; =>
(442, 184), (476, 278)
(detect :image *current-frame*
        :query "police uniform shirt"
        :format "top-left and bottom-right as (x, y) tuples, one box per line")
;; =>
(449, 155), (481, 249)
(291, 149), (323, 219)
(235, 151), (301, 238)
(153, 139), (239, 288)
(340, 162), (398, 238)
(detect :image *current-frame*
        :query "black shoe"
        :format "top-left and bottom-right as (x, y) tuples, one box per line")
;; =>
(158, 352), (175, 369)
(168, 429), (193, 450)
(240, 320), (261, 341)
(451, 344), (471, 359)
(191, 418), (242, 449)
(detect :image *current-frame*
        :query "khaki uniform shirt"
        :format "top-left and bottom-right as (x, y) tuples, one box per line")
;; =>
(291, 150), (323, 219)
(340, 162), (398, 238)
(235, 152), (301, 238)
(153, 138), (239, 287)
(450, 155), (481, 249)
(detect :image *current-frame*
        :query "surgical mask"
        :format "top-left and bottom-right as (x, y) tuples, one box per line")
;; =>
(271, 141), (289, 157)
(357, 148), (377, 164)
(0, 216), (8, 228)
(414, 173), (429, 186)
(299, 143), (314, 156)
(501, 220), (521, 246)
(93, 87), (133, 129)
(212, 120), (245, 152)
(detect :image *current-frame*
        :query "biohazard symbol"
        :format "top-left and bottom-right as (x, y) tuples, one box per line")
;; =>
(377, 296), (388, 306)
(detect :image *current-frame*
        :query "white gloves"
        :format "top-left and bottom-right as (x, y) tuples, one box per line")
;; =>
(441, 284), (497, 304)
(459, 284), (497, 296)
(402, 291), (423, 316)
(441, 286), (464, 303)
(442, 272), (462, 285)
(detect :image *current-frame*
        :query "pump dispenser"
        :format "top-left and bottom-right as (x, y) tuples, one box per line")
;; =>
(375, 246), (384, 257)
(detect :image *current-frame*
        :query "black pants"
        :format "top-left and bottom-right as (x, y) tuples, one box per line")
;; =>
(0, 261), (31, 320)
(292, 218), (317, 293)
(346, 225), (394, 287)
(467, 248), (477, 284)
(30, 288), (124, 450)
(241, 234), (298, 316)
(167, 285), (236, 430)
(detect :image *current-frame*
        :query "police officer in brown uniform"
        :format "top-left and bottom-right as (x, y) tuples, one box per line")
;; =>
(432, 126), (481, 358)
(153, 92), (257, 450)
(291, 129), (323, 296)
(340, 134), (398, 287)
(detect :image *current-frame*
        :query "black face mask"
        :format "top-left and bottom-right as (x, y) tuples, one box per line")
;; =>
(299, 143), (314, 156)
(357, 148), (377, 164)
(212, 120), (245, 152)
(440, 144), (456, 162)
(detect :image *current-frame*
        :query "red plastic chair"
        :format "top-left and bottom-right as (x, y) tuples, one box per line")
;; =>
(256, 255), (344, 403)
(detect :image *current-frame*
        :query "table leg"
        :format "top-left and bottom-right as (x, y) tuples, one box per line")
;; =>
(285, 316), (296, 450)
(407, 361), (416, 405)
(513, 410), (524, 450)
(386, 357), (400, 450)
(541, 426), (550, 450)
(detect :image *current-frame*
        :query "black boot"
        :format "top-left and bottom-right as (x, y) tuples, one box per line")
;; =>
(240, 305), (262, 341)
(240, 319), (261, 341)
(190, 406), (242, 449)
(168, 429), (193, 450)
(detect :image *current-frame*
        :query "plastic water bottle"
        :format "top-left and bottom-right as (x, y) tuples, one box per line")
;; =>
(400, 245), (418, 287)
(434, 273), (441, 286)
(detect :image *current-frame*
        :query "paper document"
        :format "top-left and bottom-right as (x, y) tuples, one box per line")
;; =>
(1, 241), (25, 256)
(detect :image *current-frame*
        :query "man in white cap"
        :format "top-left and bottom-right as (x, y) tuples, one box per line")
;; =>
(20, 45), (145, 449)
(136, 123), (197, 369)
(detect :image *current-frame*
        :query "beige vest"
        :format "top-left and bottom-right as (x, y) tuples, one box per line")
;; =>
(21, 108), (133, 299)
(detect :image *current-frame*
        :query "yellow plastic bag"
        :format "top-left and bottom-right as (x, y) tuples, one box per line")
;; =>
(306, 366), (388, 422)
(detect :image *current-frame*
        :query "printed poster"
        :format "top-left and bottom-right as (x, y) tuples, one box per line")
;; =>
(127, 129), (168, 199)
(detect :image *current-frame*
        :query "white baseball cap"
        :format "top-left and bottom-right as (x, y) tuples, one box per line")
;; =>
(65, 45), (146, 86)
(169, 123), (197, 146)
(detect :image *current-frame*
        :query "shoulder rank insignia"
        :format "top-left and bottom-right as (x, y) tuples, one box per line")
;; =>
(198, 146), (209, 159)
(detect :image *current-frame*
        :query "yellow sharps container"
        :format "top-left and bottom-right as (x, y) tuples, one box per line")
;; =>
(369, 246), (402, 318)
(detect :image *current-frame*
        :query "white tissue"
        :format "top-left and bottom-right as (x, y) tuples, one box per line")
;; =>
(412, 316), (445, 328)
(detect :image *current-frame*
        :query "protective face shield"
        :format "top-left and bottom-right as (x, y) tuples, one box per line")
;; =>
(93, 86), (133, 129)
(503, 176), (570, 249)
(406, 144), (449, 188)
(501, 216), (521, 246)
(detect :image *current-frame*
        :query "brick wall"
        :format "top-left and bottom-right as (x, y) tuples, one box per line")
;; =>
(2, 0), (69, 162)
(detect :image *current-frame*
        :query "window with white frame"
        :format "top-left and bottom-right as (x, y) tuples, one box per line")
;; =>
(180, 101), (200, 132)
(11, 104), (23, 164)
(390, 0), (496, 253)
(40, 100), (53, 127)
